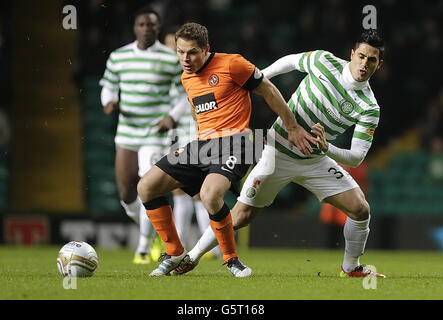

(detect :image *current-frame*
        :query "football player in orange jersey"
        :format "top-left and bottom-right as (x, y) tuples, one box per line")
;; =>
(137, 22), (315, 277)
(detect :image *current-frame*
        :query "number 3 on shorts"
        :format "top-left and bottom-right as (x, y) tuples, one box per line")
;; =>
(225, 156), (237, 170)
(328, 167), (344, 179)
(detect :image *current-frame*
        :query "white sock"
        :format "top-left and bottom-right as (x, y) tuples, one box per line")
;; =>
(194, 200), (209, 234)
(209, 245), (222, 258)
(173, 194), (194, 248)
(188, 225), (218, 261)
(342, 216), (370, 273)
(136, 234), (153, 255)
(120, 198), (141, 224)
(136, 196), (156, 254)
(194, 200), (221, 258)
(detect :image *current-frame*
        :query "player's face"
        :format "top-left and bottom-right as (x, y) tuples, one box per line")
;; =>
(133, 13), (160, 48)
(176, 38), (210, 74)
(349, 43), (382, 82)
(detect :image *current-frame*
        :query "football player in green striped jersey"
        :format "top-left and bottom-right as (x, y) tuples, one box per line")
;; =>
(99, 7), (187, 264)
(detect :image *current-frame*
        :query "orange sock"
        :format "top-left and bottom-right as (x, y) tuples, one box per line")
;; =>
(209, 213), (237, 263)
(146, 205), (183, 256)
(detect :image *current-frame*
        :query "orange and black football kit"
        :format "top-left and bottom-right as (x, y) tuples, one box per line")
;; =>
(146, 52), (263, 262)
(156, 52), (263, 196)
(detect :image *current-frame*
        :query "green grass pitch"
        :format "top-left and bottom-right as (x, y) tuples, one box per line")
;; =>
(1, 246), (442, 300)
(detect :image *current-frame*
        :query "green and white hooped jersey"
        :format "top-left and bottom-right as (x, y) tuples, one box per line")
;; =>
(267, 50), (380, 160)
(169, 84), (197, 148)
(99, 40), (184, 149)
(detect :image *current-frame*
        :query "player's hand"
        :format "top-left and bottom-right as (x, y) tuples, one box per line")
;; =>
(287, 125), (317, 156)
(156, 115), (176, 133)
(103, 101), (118, 115)
(311, 123), (328, 152)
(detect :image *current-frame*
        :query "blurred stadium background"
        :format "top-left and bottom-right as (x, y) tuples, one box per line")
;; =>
(0, 0), (442, 251)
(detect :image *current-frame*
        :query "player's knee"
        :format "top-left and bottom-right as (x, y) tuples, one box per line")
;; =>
(199, 187), (224, 213)
(137, 176), (153, 203)
(353, 199), (370, 221)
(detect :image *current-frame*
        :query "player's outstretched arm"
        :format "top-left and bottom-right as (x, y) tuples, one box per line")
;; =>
(262, 53), (308, 79)
(253, 77), (316, 155)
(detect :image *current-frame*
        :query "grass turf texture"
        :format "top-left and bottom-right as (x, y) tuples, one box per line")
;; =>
(1, 246), (442, 300)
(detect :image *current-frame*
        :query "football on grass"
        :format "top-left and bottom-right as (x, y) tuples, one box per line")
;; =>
(57, 241), (98, 277)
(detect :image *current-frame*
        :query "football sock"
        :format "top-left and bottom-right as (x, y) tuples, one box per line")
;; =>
(172, 193), (194, 248)
(188, 225), (218, 261)
(188, 243), (205, 262)
(122, 197), (156, 255)
(209, 243), (222, 258)
(135, 234), (152, 255)
(208, 203), (237, 263)
(138, 196), (157, 254)
(194, 199), (209, 234)
(342, 216), (370, 273)
(120, 198), (141, 224)
(194, 199), (221, 259)
(144, 198), (184, 257)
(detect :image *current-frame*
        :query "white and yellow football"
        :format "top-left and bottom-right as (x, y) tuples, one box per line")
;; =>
(57, 241), (98, 277)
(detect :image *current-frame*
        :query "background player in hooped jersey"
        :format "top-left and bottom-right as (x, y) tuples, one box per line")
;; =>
(175, 30), (387, 278)
(137, 22), (316, 277)
(99, 7), (188, 265)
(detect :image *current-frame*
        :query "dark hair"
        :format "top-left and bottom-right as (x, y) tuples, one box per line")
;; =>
(175, 22), (209, 48)
(133, 6), (161, 25)
(355, 30), (385, 60)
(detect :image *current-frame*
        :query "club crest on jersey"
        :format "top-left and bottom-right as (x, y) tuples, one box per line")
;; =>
(246, 187), (256, 198)
(208, 74), (219, 86)
(193, 92), (219, 114)
(339, 99), (354, 115)
(246, 179), (261, 198)
(366, 128), (375, 137)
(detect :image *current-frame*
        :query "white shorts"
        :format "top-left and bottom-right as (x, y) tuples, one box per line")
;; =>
(238, 145), (359, 207)
(137, 145), (167, 177)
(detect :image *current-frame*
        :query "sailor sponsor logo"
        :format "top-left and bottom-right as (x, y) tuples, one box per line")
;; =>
(193, 93), (219, 114)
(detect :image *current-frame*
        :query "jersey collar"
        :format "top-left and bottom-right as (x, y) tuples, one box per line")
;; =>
(196, 52), (215, 74)
(343, 62), (368, 91)
(132, 40), (160, 54)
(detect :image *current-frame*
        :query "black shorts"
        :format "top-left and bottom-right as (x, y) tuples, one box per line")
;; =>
(155, 132), (253, 197)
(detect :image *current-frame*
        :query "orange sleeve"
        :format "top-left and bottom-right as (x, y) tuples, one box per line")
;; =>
(229, 54), (256, 87)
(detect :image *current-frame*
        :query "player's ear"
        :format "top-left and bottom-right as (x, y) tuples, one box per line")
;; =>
(350, 48), (355, 60)
(377, 59), (383, 70)
(204, 44), (210, 54)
